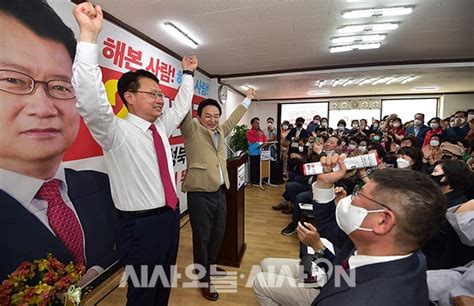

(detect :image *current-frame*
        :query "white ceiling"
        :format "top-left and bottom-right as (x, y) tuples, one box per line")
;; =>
(92, 0), (474, 99)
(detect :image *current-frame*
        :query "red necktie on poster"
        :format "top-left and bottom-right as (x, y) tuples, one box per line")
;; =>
(36, 180), (85, 265)
(149, 124), (178, 210)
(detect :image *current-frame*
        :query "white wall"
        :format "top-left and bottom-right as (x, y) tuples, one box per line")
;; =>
(221, 88), (279, 127)
(245, 101), (278, 127)
(441, 93), (474, 118)
(223, 89), (247, 123)
(237, 98), (277, 132)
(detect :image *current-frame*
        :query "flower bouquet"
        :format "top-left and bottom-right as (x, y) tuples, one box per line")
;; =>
(0, 254), (85, 306)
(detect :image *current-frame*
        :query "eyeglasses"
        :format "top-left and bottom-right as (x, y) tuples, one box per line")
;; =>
(129, 90), (165, 100)
(352, 184), (392, 211)
(0, 69), (75, 100)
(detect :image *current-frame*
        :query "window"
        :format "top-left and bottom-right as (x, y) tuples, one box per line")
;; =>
(382, 98), (438, 123)
(281, 102), (329, 128)
(329, 109), (381, 129)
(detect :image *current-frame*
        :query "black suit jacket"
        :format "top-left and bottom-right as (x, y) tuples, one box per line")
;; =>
(285, 127), (309, 142)
(1, 169), (117, 280)
(313, 240), (430, 306)
(313, 198), (348, 251)
(405, 125), (430, 147)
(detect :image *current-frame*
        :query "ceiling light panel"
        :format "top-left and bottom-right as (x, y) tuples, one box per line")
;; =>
(163, 21), (199, 49)
(342, 7), (414, 19)
(331, 34), (386, 44)
(329, 42), (381, 53)
(338, 23), (399, 34)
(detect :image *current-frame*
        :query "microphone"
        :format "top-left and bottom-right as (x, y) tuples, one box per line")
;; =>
(224, 142), (237, 157)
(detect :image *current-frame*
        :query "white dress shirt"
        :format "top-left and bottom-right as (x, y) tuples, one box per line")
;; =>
(349, 251), (412, 270)
(213, 98), (251, 186)
(72, 42), (194, 211)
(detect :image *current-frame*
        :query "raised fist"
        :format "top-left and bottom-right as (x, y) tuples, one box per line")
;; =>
(73, 2), (103, 43)
(182, 55), (198, 71)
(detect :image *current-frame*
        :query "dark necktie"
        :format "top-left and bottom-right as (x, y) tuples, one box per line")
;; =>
(36, 179), (85, 265)
(341, 256), (350, 271)
(149, 124), (178, 210)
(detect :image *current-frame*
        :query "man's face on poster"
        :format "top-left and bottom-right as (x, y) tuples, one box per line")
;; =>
(0, 14), (80, 169)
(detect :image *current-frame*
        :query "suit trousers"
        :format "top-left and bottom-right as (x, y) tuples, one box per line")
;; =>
(187, 187), (227, 282)
(116, 208), (180, 306)
(249, 155), (261, 184)
(253, 258), (320, 306)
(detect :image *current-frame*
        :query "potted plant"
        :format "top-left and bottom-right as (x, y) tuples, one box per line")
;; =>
(230, 124), (249, 152)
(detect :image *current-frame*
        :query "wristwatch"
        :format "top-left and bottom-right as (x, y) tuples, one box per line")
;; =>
(315, 246), (326, 257)
(182, 69), (194, 76)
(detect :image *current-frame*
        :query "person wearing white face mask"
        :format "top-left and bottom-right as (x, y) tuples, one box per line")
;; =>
(358, 119), (370, 137)
(422, 117), (442, 147)
(318, 117), (333, 135)
(307, 115), (322, 134)
(396, 146), (424, 171)
(369, 118), (381, 135)
(442, 111), (470, 141)
(388, 117), (405, 143)
(265, 117), (277, 141)
(345, 137), (360, 155)
(335, 119), (349, 137)
(406, 113), (430, 149)
(348, 120), (360, 137)
(309, 154), (446, 306)
(422, 134), (443, 166)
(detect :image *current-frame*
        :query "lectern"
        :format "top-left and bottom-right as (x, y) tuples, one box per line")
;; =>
(216, 152), (248, 267)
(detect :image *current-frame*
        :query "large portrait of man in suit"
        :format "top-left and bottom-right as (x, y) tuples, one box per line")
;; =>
(0, 0), (117, 285)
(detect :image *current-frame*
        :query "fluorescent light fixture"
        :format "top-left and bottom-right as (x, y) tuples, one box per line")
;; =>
(386, 76), (402, 85)
(163, 21), (199, 49)
(338, 23), (399, 34)
(412, 86), (439, 91)
(342, 79), (354, 86)
(359, 77), (379, 86)
(382, 7), (413, 16)
(329, 45), (354, 53)
(400, 76), (417, 84)
(315, 80), (324, 87)
(332, 34), (386, 44)
(372, 77), (393, 85)
(343, 7), (413, 19)
(354, 78), (367, 85)
(308, 90), (331, 96)
(329, 42), (381, 53)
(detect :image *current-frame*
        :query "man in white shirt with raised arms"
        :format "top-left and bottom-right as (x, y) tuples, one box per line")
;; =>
(72, 2), (198, 305)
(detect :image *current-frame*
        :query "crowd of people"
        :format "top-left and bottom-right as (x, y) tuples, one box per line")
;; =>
(254, 110), (474, 305)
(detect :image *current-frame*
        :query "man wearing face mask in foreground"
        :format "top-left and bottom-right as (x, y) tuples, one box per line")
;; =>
(309, 154), (446, 305)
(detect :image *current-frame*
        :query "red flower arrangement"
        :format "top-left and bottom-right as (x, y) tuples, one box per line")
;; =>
(0, 254), (85, 306)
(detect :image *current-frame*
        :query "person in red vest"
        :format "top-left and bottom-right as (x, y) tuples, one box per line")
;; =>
(246, 117), (267, 185)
